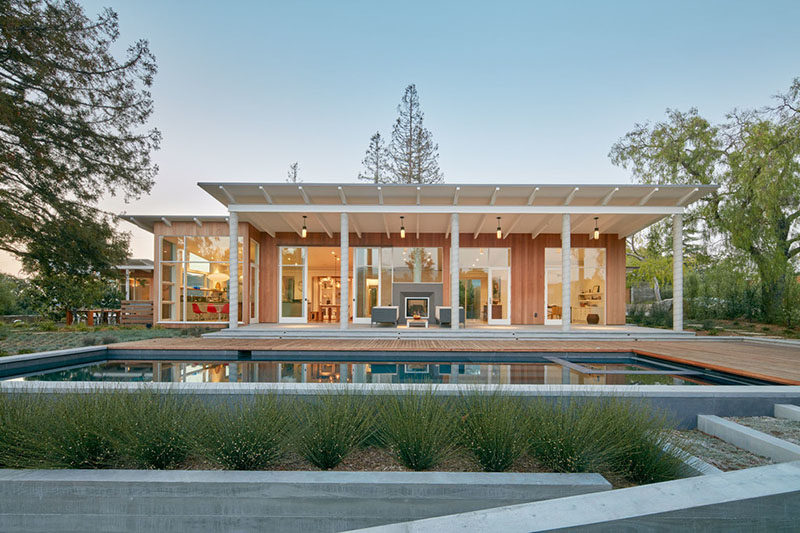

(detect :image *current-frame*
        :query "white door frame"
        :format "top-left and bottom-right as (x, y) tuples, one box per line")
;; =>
(544, 267), (562, 326)
(352, 247), (379, 325)
(278, 246), (307, 323)
(487, 266), (511, 325)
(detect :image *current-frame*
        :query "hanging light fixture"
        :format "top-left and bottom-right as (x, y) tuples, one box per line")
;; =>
(301, 216), (308, 238)
(593, 217), (600, 240)
(496, 217), (502, 239)
(400, 216), (406, 239)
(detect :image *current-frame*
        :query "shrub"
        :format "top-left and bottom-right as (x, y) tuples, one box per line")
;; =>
(36, 320), (57, 332)
(460, 390), (527, 472)
(196, 395), (290, 470)
(74, 323), (89, 332)
(81, 335), (99, 346)
(377, 389), (457, 471)
(114, 390), (200, 469)
(101, 335), (119, 345)
(293, 391), (373, 469)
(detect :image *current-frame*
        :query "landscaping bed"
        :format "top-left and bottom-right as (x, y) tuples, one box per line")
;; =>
(0, 389), (689, 486)
(728, 416), (800, 446)
(0, 323), (208, 356)
(673, 429), (773, 471)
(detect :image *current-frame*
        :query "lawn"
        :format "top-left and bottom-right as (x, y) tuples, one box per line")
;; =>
(0, 323), (209, 356)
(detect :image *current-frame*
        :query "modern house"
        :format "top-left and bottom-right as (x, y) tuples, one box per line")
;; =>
(122, 182), (715, 332)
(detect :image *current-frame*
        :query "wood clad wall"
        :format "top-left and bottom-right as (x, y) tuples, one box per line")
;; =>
(256, 230), (627, 325)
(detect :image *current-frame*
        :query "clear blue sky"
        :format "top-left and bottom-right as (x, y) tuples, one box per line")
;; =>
(3, 0), (799, 273)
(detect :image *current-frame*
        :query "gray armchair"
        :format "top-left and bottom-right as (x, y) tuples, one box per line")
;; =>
(371, 306), (399, 326)
(435, 306), (465, 327)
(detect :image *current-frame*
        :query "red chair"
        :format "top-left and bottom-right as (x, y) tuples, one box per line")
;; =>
(206, 304), (218, 314)
(220, 303), (230, 316)
(191, 303), (205, 319)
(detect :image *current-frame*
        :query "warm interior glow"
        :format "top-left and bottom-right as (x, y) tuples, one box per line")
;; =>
(593, 228), (600, 240)
(496, 228), (502, 239)
(400, 227), (405, 238)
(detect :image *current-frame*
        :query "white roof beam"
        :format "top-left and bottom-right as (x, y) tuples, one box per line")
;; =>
(530, 218), (549, 240)
(219, 185), (236, 204)
(564, 187), (579, 206)
(638, 187), (659, 206)
(502, 214), (524, 239)
(350, 216), (362, 238)
(599, 187), (619, 206)
(416, 214), (420, 238)
(279, 213), (303, 237)
(313, 214), (333, 238)
(258, 185), (273, 204)
(298, 185), (311, 205)
(474, 214), (489, 239)
(526, 187), (540, 206)
(382, 214), (391, 238)
(416, 186), (421, 206)
(228, 204), (685, 215)
(445, 220), (452, 239)
(337, 186), (347, 205)
(160, 216), (171, 227)
(453, 186), (460, 206)
(377, 187), (384, 205)
(677, 187), (699, 206)
(489, 186), (500, 205)
(250, 219), (274, 238)
(192, 217), (203, 228)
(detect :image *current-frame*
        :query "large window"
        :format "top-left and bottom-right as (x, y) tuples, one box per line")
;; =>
(392, 247), (442, 282)
(545, 248), (606, 325)
(159, 236), (243, 323)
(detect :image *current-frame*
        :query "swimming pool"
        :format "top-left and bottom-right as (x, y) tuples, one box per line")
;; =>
(3, 352), (774, 386)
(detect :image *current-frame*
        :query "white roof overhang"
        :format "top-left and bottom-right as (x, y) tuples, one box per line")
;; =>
(194, 182), (717, 239)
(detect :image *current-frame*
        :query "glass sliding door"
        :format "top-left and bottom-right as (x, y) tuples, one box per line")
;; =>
(353, 247), (380, 324)
(488, 267), (510, 325)
(544, 248), (606, 325)
(279, 247), (306, 323)
(249, 239), (259, 322)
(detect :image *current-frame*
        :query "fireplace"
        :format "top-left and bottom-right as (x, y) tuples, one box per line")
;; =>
(405, 297), (429, 318)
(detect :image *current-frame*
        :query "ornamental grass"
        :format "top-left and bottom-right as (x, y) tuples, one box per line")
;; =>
(377, 388), (458, 471)
(459, 390), (527, 472)
(292, 390), (373, 469)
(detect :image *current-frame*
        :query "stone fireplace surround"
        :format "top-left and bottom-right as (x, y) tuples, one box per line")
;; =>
(391, 283), (443, 326)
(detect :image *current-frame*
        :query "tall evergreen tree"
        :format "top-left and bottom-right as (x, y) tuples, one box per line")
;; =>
(388, 84), (443, 184)
(286, 162), (300, 183)
(357, 132), (391, 183)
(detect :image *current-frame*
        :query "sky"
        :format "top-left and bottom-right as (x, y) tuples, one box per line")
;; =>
(3, 0), (800, 274)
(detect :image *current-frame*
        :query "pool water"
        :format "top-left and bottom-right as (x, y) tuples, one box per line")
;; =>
(9, 355), (770, 386)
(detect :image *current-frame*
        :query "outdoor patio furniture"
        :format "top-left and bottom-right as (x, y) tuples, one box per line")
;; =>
(371, 306), (399, 326)
(435, 306), (465, 326)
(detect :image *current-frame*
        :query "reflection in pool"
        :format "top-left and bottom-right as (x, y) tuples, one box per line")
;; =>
(12, 357), (766, 386)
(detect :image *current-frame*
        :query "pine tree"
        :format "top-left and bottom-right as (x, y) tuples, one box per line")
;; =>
(286, 162), (300, 183)
(388, 84), (443, 184)
(357, 132), (391, 183)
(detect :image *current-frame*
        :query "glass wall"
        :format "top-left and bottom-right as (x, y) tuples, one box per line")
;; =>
(249, 239), (259, 322)
(459, 248), (510, 324)
(392, 247), (442, 282)
(280, 247), (305, 320)
(159, 236), (243, 323)
(544, 248), (606, 325)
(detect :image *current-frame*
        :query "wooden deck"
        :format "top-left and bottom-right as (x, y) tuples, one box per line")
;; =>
(110, 337), (800, 385)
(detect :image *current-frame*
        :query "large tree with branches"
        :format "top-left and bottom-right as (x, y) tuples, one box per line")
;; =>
(0, 0), (159, 313)
(610, 78), (800, 323)
(388, 84), (442, 184)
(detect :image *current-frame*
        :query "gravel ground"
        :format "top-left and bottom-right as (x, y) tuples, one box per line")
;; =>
(673, 430), (774, 471)
(728, 416), (800, 446)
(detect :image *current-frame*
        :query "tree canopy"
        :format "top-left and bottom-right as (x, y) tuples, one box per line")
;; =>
(357, 132), (391, 183)
(610, 78), (800, 323)
(388, 84), (442, 184)
(0, 0), (159, 313)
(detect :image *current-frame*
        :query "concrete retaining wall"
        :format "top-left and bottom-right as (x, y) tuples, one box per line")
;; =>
(0, 469), (610, 533)
(775, 403), (800, 421)
(3, 381), (800, 429)
(353, 461), (800, 532)
(698, 414), (800, 462)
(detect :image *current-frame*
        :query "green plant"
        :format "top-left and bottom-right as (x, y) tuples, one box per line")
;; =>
(101, 335), (119, 345)
(114, 390), (199, 469)
(196, 395), (290, 470)
(293, 391), (373, 469)
(74, 323), (89, 332)
(81, 335), (99, 346)
(377, 389), (457, 471)
(460, 391), (527, 472)
(36, 320), (58, 332)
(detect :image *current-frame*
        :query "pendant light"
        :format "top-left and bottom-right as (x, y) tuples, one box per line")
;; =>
(592, 217), (599, 240)
(400, 216), (406, 239)
(496, 217), (502, 239)
(301, 216), (308, 238)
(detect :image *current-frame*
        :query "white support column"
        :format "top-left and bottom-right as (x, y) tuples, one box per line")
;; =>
(450, 213), (460, 330)
(561, 213), (571, 332)
(124, 269), (130, 300)
(340, 213), (349, 330)
(673, 214), (683, 332)
(228, 211), (239, 329)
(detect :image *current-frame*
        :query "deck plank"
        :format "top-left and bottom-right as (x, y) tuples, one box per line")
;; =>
(109, 337), (800, 385)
